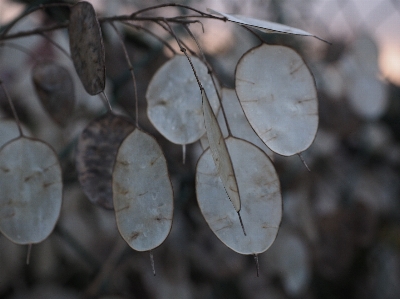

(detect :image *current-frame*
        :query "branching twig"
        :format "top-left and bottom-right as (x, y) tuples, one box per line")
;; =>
(0, 42), (39, 62)
(162, 20), (202, 91)
(129, 3), (219, 18)
(110, 22), (140, 128)
(39, 32), (71, 59)
(183, 24), (233, 137)
(121, 21), (177, 55)
(0, 3), (72, 38)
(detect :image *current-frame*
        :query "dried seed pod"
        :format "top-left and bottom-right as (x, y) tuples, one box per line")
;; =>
(0, 137), (62, 244)
(76, 112), (135, 209)
(113, 129), (173, 252)
(32, 61), (75, 126)
(208, 8), (323, 40)
(202, 89), (241, 213)
(69, 1), (105, 95)
(196, 137), (282, 254)
(235, 44), (318, 156)
(146, 55), (220, 145)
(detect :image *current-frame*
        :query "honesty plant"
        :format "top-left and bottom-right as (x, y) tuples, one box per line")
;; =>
(0, 1), (325, 273)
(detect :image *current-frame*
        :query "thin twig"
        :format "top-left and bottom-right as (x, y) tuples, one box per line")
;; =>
(0, 23), (68, 41)
(162, 20), (202, 91)
(129, 3), (218, 18)
(84, 237), (128, 297)
(54, 224), (101, 272)
(0, 42), (39, 62)
(39, 32), (71, 59)
(241, 26), (265, 43)
(110, 22), (139, 128)
(0, 2), (72, 38)
(183, 24), (233, 137)
(121, 21), (176, 55)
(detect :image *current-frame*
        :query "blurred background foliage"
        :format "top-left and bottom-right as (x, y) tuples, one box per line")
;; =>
(0, 0), (400, 298)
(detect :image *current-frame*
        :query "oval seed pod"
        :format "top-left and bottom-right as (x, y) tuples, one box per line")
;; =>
(32, 61), (75, 126)
(146, 55), (220, 145)
(0, 137), (62, 244)
(113, 129), (173, 252)
(76, 112), (135, 210)
(235, 44), (318, 156)
(196, 137), (282, 254)
(69, 1), (105, 95)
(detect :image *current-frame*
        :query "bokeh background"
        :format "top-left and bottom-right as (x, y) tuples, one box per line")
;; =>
(0, 0), (400, 298)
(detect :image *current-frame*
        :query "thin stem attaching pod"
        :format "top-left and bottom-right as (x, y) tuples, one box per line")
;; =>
(183, 24), (232, 137)
(0, 81), (23, 137)
(0, 42), (39, 62)
(110, 22), (139, 128)
(121, 21), (177, 55)
(39, 32), (71, 59)
(130, 3), (219, 19)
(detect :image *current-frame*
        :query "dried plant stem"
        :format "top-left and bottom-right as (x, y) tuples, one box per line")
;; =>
(183, 24), (233, 137)
(162, 20), (202, 91)
(129, 3), (218, 18)
(0, 81), (23, 137)
(121, 21), (177, 55)
(0, 3), (72, 38)
(54, 224), (100, 272)
(39, 32), (71, 59)
(0, 42), (39, 62)
(0, 23), (67, 41)
(110, 22), (139, 128)
(84, 237), (128, 297)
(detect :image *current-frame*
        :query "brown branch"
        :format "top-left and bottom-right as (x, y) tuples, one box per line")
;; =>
(110, 22), (139, 128)
(121, 21), (176, 55)
(0, 3), (72, 38)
